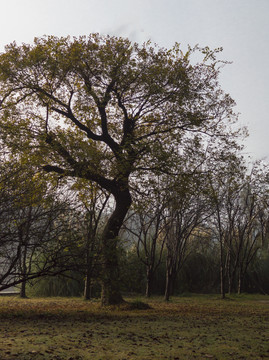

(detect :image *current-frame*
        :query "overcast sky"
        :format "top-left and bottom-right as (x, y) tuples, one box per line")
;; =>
(0, 0), (268, 160)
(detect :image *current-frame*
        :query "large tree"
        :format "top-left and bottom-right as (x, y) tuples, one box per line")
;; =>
(0, 34), (240, 304)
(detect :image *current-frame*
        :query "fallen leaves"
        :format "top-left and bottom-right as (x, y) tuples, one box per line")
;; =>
(0, 295), (268, 359)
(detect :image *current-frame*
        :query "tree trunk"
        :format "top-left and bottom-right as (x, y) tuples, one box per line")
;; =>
(220, 263), (225, 299)
(20, 280), (27, 298)
(145, 267), (153, 298)
(237, 277), (241, 295)
(219, 241), (226, 299)
(170, 271), (177, 296)
(84, 273), (91, 300)
(164, 268), (171, 301)
(227, 250), (232, 295)
(101, 237), (123, 306)
(237, 267), (242, 294)
(164, 255), (174, 302)
(20, 243), (28, 299)
(100, 189), (132, 306)
(84, 236), (93, 300)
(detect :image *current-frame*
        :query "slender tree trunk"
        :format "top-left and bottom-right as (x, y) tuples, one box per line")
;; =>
(84, 236), (93, 300)
(220, 263), (225, 299)
(220, 246), (226, 299)
(101, 189), (132, 306)
(237, 277), (241, 295)
(164, 255), (173, 301)
(219, 240), (226, 299)
(170, 271), (177, 296)
(237, 267), (242, 294)
(164, 268), (171, 301)
(145, 267), (153, 298)
(227, 250), (232, 295)
(84, 273), (91, 300)
(20, 243), (28, 299)
(230, 267), (237, 294)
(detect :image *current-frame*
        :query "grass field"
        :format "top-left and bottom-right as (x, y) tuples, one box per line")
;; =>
(0, 294), (268, 359)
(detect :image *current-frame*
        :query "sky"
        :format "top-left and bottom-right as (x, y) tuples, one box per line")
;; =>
(0, 0), (268, 160)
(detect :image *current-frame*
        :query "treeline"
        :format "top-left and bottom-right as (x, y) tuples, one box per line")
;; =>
(1, 151), (268, 300)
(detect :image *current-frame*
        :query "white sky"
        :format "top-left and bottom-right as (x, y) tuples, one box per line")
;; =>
(0, 0), (268, 160)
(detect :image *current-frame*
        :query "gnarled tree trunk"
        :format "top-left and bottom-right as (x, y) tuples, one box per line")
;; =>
(100, 189), (132, 306)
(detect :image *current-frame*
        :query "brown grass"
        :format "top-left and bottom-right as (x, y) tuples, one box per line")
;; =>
(0, 294), (268, 359)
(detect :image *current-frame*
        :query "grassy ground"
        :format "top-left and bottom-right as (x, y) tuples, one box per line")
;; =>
(0, 294), (268, 360)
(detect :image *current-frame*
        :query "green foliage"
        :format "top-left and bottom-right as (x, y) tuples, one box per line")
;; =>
(178, 252), (220, 294)
(119, 246), (147, 294)
(0, 153), (79, 295)
(27, 272), (84, 297)
(0, 34), (241, 193)
(244, 249), (269, 294)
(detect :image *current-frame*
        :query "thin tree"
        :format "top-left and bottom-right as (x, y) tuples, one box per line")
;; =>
(125, 198), (166, 297)
(164, 174), (210, 301)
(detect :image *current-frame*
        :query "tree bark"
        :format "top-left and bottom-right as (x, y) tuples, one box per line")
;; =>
(20, 242), (28, 299)
(227, 250), (232, 295)
(100, 189), (132, 306)
(84, 235), (93, 300)
(220, 263), (225, 299)
(84, 273), (91, 300)
(237, 267), (242, 294)
(219, 239), (226, 299)
(20, 280), (27, 298)
(170, 271), (177, 296)
(145, 267), (153, 298)
(164, 268), (171, 301)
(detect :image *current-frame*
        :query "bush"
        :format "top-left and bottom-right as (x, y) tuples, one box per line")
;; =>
(27, 272), (84, 297)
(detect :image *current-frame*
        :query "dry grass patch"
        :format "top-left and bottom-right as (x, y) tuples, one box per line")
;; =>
(0, 295), (268, 359)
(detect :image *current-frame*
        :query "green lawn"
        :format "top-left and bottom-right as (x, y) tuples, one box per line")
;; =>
(0, 294), (268, 359)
